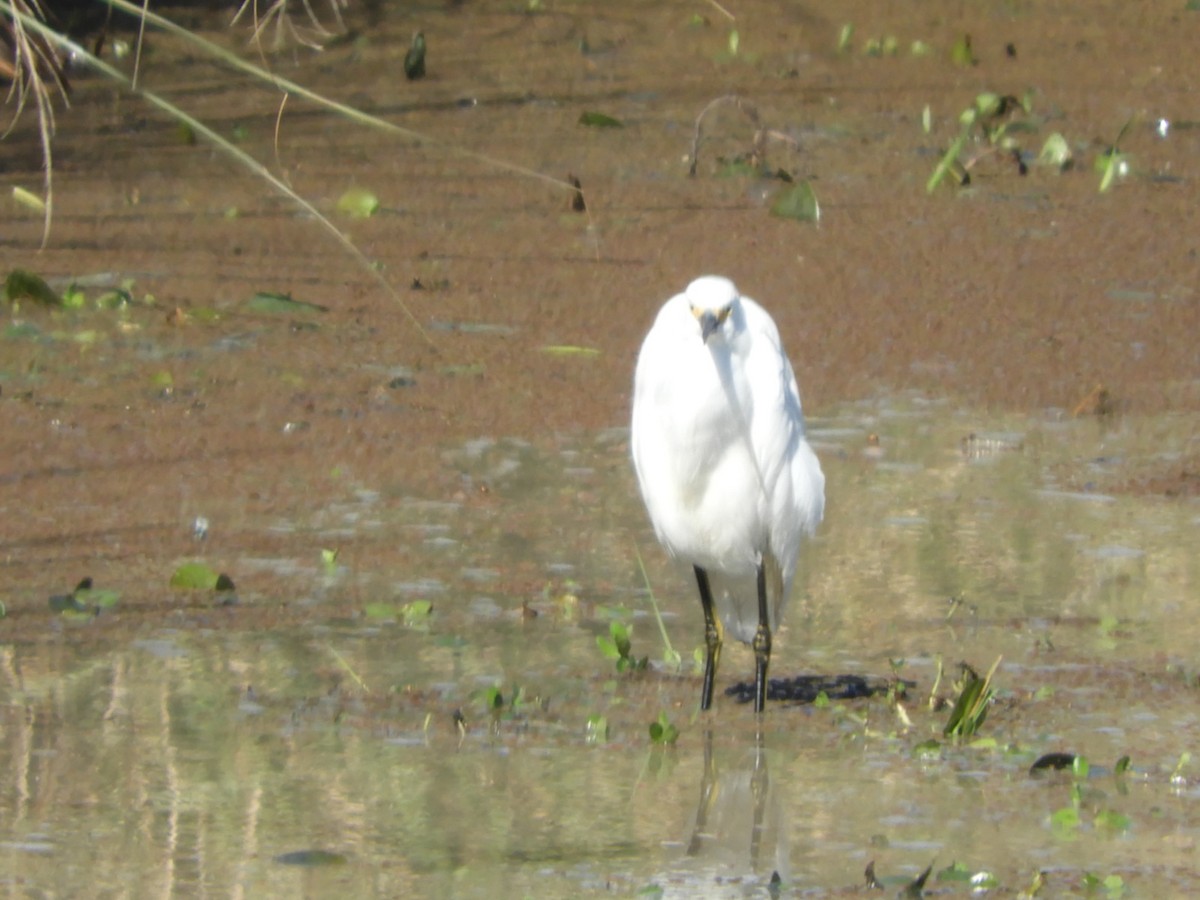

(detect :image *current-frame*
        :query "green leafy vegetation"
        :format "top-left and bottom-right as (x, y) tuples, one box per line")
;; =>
(770, 180), (820, 224)
(578, 111), (623, 129)
(648, 711), (679, 745)
(48, 577), (119, 617)
(170, 561), (222, 590)
(596, 620), (648, 673)
(335, 186), (380, 219)
(943, 657), (1001, 740)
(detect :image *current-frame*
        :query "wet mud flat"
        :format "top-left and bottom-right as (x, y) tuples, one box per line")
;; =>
(2, 0), (1200, 895)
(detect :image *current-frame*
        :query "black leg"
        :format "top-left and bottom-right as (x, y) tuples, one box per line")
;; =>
(752, 562), (771, 713)
(694, 565), (721, 711)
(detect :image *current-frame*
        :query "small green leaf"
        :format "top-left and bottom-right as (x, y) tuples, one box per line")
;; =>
(585, 714), (608, 743)
(836, 23), (854, 54)
(949, 33), (975, 66)
(76, 586), (121, 609)
(927, 123), (971, 192)
(578, 111), (623, 129)
(936, 862), (972, 883)
(649, 711), (679, 745)
(1115, 754), (1132, 774)
(727, 29), (739, 56)
(246, 292), (329, 315)
(61, 285), (87, 309)
(596, 634), (621, 660)
(95, 289), (133, 310)
(321, 548), (339, 575)
(1072, 755), (1090, 780)
(402, 600), (433, 625)
(769, 180), (820, 224)
(913, 738), (942, 759)
(1051, 806), (1080, 832)
(336, 186), (380, 219)
(170, 562), (221, 590)
(364, 601), (399, 620)
(12, 186), (46, 212)
(974, 92), (1004, 118)
(1094, 809), (1131, 832)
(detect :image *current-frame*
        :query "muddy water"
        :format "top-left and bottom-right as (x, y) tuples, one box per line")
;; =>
(2, 0), (1200, 896)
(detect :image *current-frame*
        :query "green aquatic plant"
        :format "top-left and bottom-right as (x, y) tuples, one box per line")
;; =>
(585, 714), (608, 744)
(170, 561), (222, 590)
(943, 656), (1001, 740)
(335, 186), (381, 219)
(578, 111), (623, 129)
(596, 620), (648, 673)
(648, 711), (679, 745)
(1097, 116), (1134, 193)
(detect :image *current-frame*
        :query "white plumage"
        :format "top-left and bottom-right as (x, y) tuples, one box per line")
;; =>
(631, 275), (824, 711)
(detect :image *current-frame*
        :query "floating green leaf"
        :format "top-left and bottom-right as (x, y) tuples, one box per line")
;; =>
(364, 601), (399, 620)
(1051, 805), (1080, 833)
(246, 292), (329, 315)
(949, 33), (975, 66)
(585, 714), (609, 744)
(836, 23), (854, 54)
(75, 585), (121, 609)
(578, 111), (623, 129)
(170, 561), (221, 590)
(1072, 754), (1090, 780)
(769, 180), (820, 224)
(1094, 809), (1131, 832)
(597, 620), (647, 673)
(648, 711), (679, 745)
(403, 599), (433, 626)
(335, 186), (380, 219)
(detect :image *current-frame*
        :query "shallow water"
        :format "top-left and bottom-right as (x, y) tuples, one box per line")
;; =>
(3, 397), (1200, 897)
(3, 0), (1200, 895)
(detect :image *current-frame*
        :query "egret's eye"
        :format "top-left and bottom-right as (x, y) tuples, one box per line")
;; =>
(690, 305), (733, 325)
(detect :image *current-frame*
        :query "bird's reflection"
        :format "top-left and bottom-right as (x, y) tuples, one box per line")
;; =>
(665, 728), (788, 894)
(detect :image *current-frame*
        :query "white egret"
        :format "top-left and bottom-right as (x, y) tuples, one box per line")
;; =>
(631, 276), (825, 712)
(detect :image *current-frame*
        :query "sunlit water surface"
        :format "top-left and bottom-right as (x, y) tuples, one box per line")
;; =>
(3, 396), (1199, 897)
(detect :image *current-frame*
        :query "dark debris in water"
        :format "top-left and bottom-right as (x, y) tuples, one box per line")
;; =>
(725, 673), (906, 705)
(1030, 751), (1077, 774)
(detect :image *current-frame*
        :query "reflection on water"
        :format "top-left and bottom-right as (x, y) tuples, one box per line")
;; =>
(3, 396), (1200, 896)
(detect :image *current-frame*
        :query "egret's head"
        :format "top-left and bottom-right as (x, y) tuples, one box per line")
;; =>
(685, 276), (741, 344)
